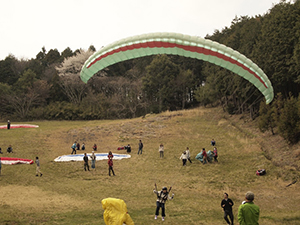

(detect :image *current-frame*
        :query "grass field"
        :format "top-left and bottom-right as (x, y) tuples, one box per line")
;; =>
(0, 107), (299, 225)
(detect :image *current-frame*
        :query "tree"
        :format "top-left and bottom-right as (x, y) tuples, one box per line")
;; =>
(142, 55), (180, 112)
(56, 50), (93, 104)
(258, 101), (276, 135)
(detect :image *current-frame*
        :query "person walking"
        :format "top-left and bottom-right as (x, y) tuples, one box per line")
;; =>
(180, 151), (187, 166)
(71, 141), (77, 154)
(35, 157), (43, 177)
(83, 153), (90, 171)
(90, 151), (96, 169)
(221, 193), (234, 225)
(238, 191), (260, 225)
(138, 140), (143, 154)
(159, 144), (164, 158)
(153, 185), (174, 221)
(186, 147), (192, 163)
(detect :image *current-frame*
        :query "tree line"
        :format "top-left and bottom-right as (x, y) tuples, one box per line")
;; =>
(0, 0), (300, 143)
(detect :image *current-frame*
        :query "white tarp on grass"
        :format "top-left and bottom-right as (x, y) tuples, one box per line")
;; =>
(54, 153), (131, 162)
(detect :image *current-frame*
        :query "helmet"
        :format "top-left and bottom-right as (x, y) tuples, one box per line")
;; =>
(162, 187), (167, 191)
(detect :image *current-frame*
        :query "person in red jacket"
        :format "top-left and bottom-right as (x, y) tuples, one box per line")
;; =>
(202, 148), (208, 164)
(108, 158), (115, 176)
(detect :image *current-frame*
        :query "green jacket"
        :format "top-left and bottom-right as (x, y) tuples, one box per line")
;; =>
(238, 202), (260, 225)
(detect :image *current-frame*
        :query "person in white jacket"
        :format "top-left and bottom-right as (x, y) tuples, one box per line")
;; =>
(180, 151), (187, 166)
(185, 147), (192, 163)
(159, 144), (164, 158)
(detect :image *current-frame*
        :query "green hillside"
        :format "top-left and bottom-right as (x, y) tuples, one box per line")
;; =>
(0, 107), (299, 224)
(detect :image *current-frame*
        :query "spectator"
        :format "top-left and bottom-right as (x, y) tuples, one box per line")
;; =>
(92, 143), (97, 151)
(7, 145), (13, 153)
(221, 193), (234, 225)
(211, 138), (216, 146)
(213, 147), (218, 163)
(180, 151), (187, 166)
(81, 142), (85, 150)
(7, 120), (10, 130)
(238, 191), (260, 225)
(125, 144), (131, 153)
(76, 142), (80, 151)
(35, 156), (43, 177)
(159, 144), (164, 158)
(83, 153), (90, 171)
(138, 140), (143, 154)
(90, 151), (96, 169)
(186, 147), (192, 163)
(71, 141), (77, 154)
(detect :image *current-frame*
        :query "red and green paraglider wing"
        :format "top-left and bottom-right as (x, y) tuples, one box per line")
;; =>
(80, 32), (274, 104)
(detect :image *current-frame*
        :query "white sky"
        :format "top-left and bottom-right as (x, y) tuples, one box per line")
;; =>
(0, 0), (281, 60)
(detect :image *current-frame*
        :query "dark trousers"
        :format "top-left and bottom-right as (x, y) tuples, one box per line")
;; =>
(138, 148), (143, 154)
(224, 210), (234, 225)
(160, 151), (164, 158)
(155, 202), (165, 217)
(84, 162), (90, 171)
(214, 155), (218, 162)
(71, 148), (76, 154)
(109, 166), (115, 176)
(187, 157), (192, 163)
(182, 159), (187, 166)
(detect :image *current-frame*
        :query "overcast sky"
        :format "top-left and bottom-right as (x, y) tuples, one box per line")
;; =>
(0, 0), (281, 60)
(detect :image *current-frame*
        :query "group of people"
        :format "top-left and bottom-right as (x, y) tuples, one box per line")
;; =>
(221, 191), (260, 225)
(0, 145), (14, 154)
(82, 151), (115, 176)
(71, 141), (98, 155)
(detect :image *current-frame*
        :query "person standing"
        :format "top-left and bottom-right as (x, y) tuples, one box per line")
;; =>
(83, 153), (90, 171)
(213, 147), (218, 163)
(159, 144), (164, 158)
(71, 141), (77, 154)
(35, 157), (43, 177)
(238, 191), (260, 225)
(108, 158), (115, 176)
(7, 120), (10, 130)
(186, 147), (192, 163)
(179, 151), (187, 166)
(90, 151), (96, 169)
(153, 186), (174, 221)
(138, 140), (143, 154)
(221, 193), (234, 225)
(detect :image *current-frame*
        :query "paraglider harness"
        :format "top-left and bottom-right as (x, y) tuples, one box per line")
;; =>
(155, 184), (173, 203)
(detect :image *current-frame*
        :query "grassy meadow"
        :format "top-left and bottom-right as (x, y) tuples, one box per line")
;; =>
(0, 107), (299, 225)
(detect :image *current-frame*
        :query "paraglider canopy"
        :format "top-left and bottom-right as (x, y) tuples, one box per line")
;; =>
(80, 32), (274, 104)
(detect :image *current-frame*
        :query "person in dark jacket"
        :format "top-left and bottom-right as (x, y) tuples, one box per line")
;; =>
(7, 145), (13, 153)
(137, 140), (143, 154)
(221, 193), (234, 225)
(7, 120), (10, 129)
(83, 153), (90, 171)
